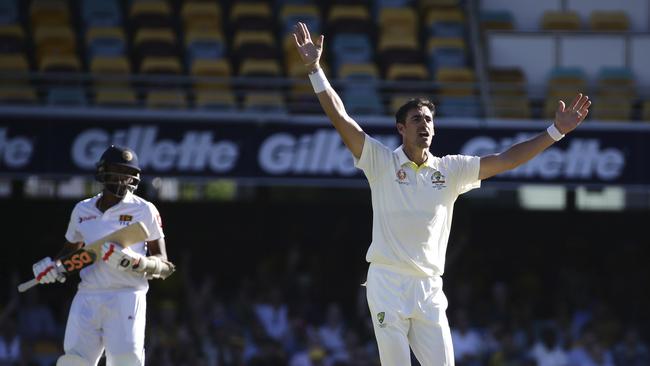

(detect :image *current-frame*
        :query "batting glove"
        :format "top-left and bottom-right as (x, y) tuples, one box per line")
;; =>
(101, 242), (145, 274)
(32, 257), (66, 284)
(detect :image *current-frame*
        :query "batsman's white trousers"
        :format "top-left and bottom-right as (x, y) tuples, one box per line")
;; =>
(63, 289), (147, 365)
(366, 264), (454, 366)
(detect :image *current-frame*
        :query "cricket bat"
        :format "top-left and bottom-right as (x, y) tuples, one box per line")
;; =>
(18, 221), (150, 293)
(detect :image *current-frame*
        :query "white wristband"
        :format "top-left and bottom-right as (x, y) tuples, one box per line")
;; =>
(308, 68), (330, 93)
(546, 124), (565, 141)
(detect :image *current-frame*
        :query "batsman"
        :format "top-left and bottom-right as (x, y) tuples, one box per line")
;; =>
(30, 145), (175, 366)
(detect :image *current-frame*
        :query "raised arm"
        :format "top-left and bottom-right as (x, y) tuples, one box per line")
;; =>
(479, 93), (591, 180)
(293, 22), (365, 159)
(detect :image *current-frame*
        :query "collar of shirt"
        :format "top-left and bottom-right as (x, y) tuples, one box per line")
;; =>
(94, 191), (135, 212)
(395, 145), (435, 172)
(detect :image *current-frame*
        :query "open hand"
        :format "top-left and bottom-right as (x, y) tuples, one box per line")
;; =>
(555, 93), (591, 134)
(293, 22), (323, 71)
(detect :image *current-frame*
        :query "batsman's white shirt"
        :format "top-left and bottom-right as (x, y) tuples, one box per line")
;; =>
(65, 191), (164, 292)
(355, 134), (480, 277)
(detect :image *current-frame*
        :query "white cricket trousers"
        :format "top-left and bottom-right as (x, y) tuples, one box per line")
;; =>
(63, 289), (147, 365)
(366, 264), (454, 366)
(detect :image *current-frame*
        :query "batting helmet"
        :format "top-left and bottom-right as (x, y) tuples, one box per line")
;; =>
(95, 145), (141, 198)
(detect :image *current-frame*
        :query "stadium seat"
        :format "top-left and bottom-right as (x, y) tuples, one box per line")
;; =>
(232, 30), (277, 60)
(146, 90), (187, 109)
(426, 7), (465, 30)
(133, 28), (178, 61)
(419, 0), (460, 11)
(547, 67), (587, 100)
(39, 54), (81, 73)
(596, 67), (636, 98)
(280, 4), (321, 35)
(81, 0), (121, 27)
(46, 87), (87, 106)
(331, 33), (373, 71)
(390, 95), (415, 115)
(491, 96), (531, 119)
(194, 90), (237, 111)
(90, 56), (131, 75)
(30, 0), (70, 28)
(86, 27), (126, 58)
(427, 37), (467, 73)
(182, 1), (222, 31)
(541, 11), (581, 31)
(0, 86), (37, 104)
(0, 54), (29, 72)
(590, 11), (629, 32)
(327, 5), (371, 34)
(489, 68), (527, 96)
(243, 92), (287, 114)
(185, 29), (226, 64)
(0, 0), (18, 25)
(129, 0), (172, 29)
(238, 59), (282, 78)
(438, 96), (481, 117)
(34, 25), (76, 62)
(343, 90), (384, 115)
(377, 33), (421, 69)
(190, 59), (231, 90)
(480, 10), (514, 31)
(436, 67), (476, 96)
(378, 8), (417, 36)
(140, 56), (182, 74)
(386, 64), (429, 81)
(0, 25), (25, 53)
(337, 63), (379, 82)
(591, 97), (631, 121)
(95, 88), (138, 107)
(229, 2), (273, 31)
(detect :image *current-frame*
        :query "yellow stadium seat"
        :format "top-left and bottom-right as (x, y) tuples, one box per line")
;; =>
(378, 33), (418, 52)
(328, 5), (370, 22)
(86, 27), (125, 46)
(184, 28), (224, 46)
(233, 31), (274, 50)
(541, 11), (581, 31)
(95, 89), (138, 107)
(133, 28), (177, 48)
(182, 1), (222, 30)
(34, 25), (76, 61)
(230, 2), (272, 20)
(426, 37), (466, 53)
(390, 95), (415, 115)
(337, 63), (379, 80)
(90, 56), (131, 74)
(39, 54), (80, 72)
(130, 1), (171, 19)
(0, 25), (25, 52)
(0, 54), (29, 72)
(238, 59), (281, 77)
(387, 64), (429, 80)
(590, 11), (629, 32)
(491, 96), (531, 119)
(436, 67), (476, 96)
(379, 8), (417, 36)
(146, 90), (187, 109)
(489, 68), (527, 96)
(30, 0), (69, 27)
(591, 98), (631, 121)
(281, 4), (320, 22)
(194, 91), (237, 110)
(0, 86), (37, 104)
(140, 57), (182, 74)
(243, 92), (286, 113)
(190, 59), (231, 90)
(426, 7), (465, 25)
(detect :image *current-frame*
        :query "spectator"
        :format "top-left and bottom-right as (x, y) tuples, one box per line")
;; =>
(529, 326), (568, 366)
(451, 309), (484, 366)
(613, 328), (649, 366)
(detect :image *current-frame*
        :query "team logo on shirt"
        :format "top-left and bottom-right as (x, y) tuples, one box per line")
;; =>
(377, 312), (386, 328)
(431, 170), (446, 190)
(119, 215), (133, 225)
(395, 169), (409, 185)
(78, 215), (97, 223)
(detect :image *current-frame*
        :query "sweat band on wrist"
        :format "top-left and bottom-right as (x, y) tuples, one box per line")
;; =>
(308, 68), (330, 93)
(546, 124), (565, 141)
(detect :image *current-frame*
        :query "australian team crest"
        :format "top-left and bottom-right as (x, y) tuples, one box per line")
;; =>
(431, 170), (446, 190)
(395, 169), (409, 185)
(377, 312), (386, 327)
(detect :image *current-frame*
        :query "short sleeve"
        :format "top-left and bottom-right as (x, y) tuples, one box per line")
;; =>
(64, 204), (83, 243)
(444, 155), (481, 195)
(144, 202), (164, 241)
(354, 134), (393, 182)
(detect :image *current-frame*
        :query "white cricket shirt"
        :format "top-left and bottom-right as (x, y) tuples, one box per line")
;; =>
(355, 134), (481, 277)
(65, 191), (164, 292)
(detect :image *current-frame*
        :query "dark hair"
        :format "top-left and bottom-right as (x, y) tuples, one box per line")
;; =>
(395, 98), (436, 125)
